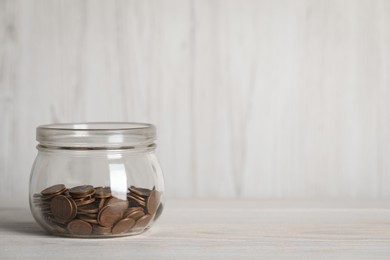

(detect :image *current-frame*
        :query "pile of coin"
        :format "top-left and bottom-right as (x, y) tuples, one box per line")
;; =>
(32, 184), (162, 236)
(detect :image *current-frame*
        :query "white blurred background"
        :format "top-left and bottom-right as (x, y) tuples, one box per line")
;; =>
(1, 0), (390, 208)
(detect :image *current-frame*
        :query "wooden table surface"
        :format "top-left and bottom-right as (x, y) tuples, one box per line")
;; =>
(1, 200), (390, 259)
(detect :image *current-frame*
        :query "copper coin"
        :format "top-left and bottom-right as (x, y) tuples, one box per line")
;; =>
(93, 225), (112, 235)
(78, 215), (98, 224)
(41, 184), (66, 196)
(127, 195), (146, 206)
(112, 218), (136, 235)
(129, 186), (152, 197)
(127, 197), (142, 208)
(41, 188), (67, 199)
(128, 192), (147, 201)
(67, 219), (92, 235)
(75, 197), (96, 206)
(77, 213), (97, 218)
(70, 189), (96, 199)
(124, 207), (144, 216)
(147, 190), (160, 215)
(129, 192), (146, 202)
(62, 190), (71, 197)
(106, 197), (129, 210)
(69, 185), (94, 196)
(132, 214), (152, 230)
(126, 210), (145, 221)
(78, 203), (99, 214)
(50, 195), (77, 223)
(98, 205), (124, 227)
(95, 187), (112, 199)
(98, 198), (106, 210)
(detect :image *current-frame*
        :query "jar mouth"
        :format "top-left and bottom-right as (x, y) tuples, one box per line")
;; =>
(37, 122), (156, 149)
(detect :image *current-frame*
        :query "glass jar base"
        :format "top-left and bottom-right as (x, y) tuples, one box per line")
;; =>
(47, 228), (150, 238)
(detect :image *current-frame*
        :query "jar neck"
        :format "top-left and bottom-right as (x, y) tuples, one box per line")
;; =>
(36, 122), (157, 152)
(37, 143), (156, 152)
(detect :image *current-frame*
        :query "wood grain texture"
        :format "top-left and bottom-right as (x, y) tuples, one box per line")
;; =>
(1, 200), (390, 259)
(1, 0), (390, 207)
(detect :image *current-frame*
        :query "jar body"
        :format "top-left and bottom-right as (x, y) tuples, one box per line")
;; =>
(29, 147), (164, 238)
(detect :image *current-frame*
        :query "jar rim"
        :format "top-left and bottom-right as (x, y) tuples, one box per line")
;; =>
(37, 122), (156, 149)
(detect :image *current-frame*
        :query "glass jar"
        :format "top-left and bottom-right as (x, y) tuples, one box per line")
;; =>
(29, 122), (165, 238)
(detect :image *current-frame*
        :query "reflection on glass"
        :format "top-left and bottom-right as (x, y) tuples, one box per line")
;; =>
(109, 163), (127, 200)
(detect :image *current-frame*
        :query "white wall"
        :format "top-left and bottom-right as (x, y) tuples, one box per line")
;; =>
(1, 0), (390, 207)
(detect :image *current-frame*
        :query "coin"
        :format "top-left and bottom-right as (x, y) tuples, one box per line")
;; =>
(78, 203), (99, 214)
(112, 218), (136, 235)
(128, 197), (142, 208)
(129, 186), (152, 197)
(127, 195), (146, 206)
(41, 184), (66, 196)
(98, 205), (124, 227)
(93, 225), (112, 235)
(69, 185), (94, 197)
(95, 187), (112, 199)
(75, 197), (96, 207)
(67, 219), (92, 235)
(36, 184), (161, 236)
(126, 210), (144, 221)
(78, 215), (98, 224)
(70, 189), (96, 199)
(147, 190), (160, 215)
(132, 214), (152, 230)
(106, 197), (129, 210)
(129, 192), (146, 203)
(128, 192), (148, 201)
(50, 195), (77, 223)
(124, 207), (144, 216)
(98, 198), (105, 210)
(62, 190), (71, 197)
(77, 213), (97, 218)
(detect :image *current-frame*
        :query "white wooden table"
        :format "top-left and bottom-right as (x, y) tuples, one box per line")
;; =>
(1, 200), (390, 259)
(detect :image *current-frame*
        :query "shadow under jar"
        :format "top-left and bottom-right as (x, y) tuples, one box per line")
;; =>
(29, 122), (165, 238)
